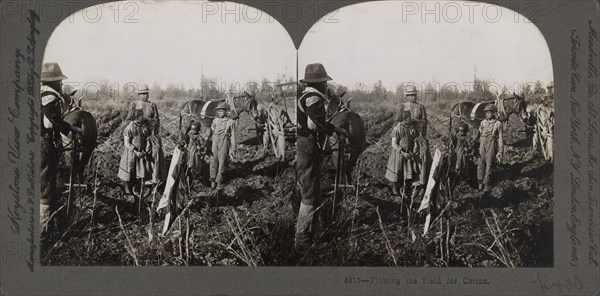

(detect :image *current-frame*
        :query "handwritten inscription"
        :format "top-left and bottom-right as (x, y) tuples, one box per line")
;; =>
(532, 273), (583, 295)
(587, 20), (599, 267)
(569, 29), (582, 267)
(5, 9), (39, 272)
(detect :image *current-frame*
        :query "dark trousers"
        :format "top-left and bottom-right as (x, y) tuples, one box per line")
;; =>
(41, 136), (58, 210)
(295, 135), (322, 245)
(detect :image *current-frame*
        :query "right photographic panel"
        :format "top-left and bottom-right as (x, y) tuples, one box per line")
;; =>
(296, 0), (554, 267)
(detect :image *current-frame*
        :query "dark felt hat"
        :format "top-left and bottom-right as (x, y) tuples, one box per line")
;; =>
(41, 62), (68, 82)
(300, 63), (332, 83)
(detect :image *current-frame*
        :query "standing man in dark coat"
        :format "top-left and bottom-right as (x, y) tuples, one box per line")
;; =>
(40, 62), (80, 232)
(296, 63), (349, 249)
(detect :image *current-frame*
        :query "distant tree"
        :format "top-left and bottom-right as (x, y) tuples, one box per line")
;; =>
(395, 84), (404, 104)
(473, 79), (496, 102)
(533, 80), (546, 95)
(372, 80), (385, 101)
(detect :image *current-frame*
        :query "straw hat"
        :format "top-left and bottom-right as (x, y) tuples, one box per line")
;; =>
(137, 84), (150, 94)
(405, 85), (418, 96)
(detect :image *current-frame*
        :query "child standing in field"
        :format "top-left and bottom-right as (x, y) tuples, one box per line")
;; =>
(476, 104), (503, 191)
(209, 102), (237, 189)
(118, 109), (149, 195)
(184, 121), (209, 186)
(386, 111), (416, 196)
(451, 122), (475, 184)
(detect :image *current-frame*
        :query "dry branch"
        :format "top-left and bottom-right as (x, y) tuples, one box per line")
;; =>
(376, 206), (398, 266)
(115, 205), (140, 266)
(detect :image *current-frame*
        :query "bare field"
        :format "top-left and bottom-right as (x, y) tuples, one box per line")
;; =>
(41, 98), (553, 267)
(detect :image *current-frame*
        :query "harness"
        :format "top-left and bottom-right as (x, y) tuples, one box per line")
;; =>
(41, 85), (66, 108)
(495, 96), (523, 122)
(298, 89), (329, 149)
(470, 103), (482, 120)
(226, 95), (239, 119)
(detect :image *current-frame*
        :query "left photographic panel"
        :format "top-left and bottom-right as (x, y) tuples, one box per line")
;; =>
(40, 0), (297, 266)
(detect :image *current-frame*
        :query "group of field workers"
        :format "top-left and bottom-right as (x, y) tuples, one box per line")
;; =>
(294, 63), (507, 249)
(385, 87), (504, 195)
(117, 86), (237, 195)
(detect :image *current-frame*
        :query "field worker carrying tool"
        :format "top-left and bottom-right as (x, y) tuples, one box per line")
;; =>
(403, 85), (428, 136)
(296, 63), (349, 249)
(475, 104), (504, 191)
(209, 102), (237, 189)
(184, 121), (210, 186)
(40, 62), (82, 232)
(385, 111), (417, 197)
(128, 84), (160, 134)
(118, 109), (150, 195)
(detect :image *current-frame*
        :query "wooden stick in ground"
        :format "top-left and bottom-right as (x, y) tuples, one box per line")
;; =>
(349, 158), (361, 247)
(115, 205), (139, 266)
(186, 217), (190, 266)
(408, 190), (413, 227)
(178, 218), (183, 261)
(376, 206), (398, 266)
(138, 177), (143, 226)
(86, 154), (98, 257)
(446, 216), (450, 264)
(66, 133), (77, 217)
(332, 142), (343, 219)
(148, 183), (159, 242)
(440, 217), (443, 262)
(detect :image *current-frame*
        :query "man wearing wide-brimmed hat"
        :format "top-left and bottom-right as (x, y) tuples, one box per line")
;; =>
(128, 84), (160, 134)
(296, 63), (349, 249)
(403, 85), (428, 136)
(39, 62), (80, 232)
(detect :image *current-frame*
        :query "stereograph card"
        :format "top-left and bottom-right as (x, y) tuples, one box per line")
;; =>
(0, 0), (599, 295)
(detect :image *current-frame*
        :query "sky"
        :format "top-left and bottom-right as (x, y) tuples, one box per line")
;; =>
(299, 1), (554, 91)
(44, 0), (553, 93)
(43, 1), (296, 91)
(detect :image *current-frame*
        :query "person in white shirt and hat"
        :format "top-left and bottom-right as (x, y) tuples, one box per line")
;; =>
(209, 102), (237, 189)
(403, 85), (428, 136)
(475, 104), (504, 191)
(128, 84), (160, 134)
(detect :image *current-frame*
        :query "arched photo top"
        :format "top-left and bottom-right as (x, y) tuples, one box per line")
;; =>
(299, 0), (553, 92)
(43, 0), (296, 90)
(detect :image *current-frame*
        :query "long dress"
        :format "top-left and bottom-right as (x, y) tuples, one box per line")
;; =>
(385, 122), (415, 182)
(146, 134), (167, 184)
(117, 121), (148, 181)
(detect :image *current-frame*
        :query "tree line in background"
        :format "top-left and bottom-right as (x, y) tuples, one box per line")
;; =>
(69, 75), (551, 105)
(70, 73), (296, 103)
(347, 79), (553, 105)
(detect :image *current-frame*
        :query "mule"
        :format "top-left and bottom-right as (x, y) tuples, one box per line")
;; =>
(60, 91), (98, 185)
(448, 93), (528, 133)
(179, 92), (257, 138)
(325, 90), (366, 184)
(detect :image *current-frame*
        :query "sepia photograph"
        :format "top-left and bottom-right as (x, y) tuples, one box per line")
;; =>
(2, 0), (600, 294)
(39, 0), (298, 266)
(295, 0), (554, 266)
(37, 0), (556, 268)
